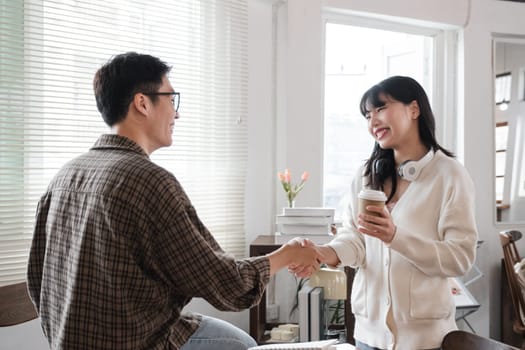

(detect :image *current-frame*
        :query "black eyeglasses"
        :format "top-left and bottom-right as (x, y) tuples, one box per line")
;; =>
(143, 92), (180, 111)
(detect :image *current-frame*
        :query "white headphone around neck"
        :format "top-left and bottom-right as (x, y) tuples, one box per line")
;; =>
(397, 149), (434, 182)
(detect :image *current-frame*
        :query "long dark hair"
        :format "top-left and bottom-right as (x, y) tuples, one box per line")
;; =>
(359, 76), (453, 203)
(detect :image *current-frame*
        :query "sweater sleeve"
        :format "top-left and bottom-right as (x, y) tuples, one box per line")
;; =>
(388, 158), (478, 277)
(328, 167), (367, 268)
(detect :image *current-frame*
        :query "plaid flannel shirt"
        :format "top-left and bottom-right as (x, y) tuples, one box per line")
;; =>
(27, 134), (270, 349)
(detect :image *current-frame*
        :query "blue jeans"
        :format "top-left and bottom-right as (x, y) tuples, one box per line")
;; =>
(356, 341), (385, 350)
(180, 316), (257, 350)
(356, 341), (441, 350)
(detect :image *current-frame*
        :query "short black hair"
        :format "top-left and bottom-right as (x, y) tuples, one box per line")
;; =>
(93, 52), (171, 126)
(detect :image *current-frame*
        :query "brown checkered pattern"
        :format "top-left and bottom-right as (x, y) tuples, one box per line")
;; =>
(27, 134), (270, 350)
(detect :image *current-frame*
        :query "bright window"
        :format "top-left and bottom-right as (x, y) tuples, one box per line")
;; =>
(495, 72), (512, 106)
(495, 122), (509, 204)
(0, 0), (248, 285)
(323, 22), (435, 220)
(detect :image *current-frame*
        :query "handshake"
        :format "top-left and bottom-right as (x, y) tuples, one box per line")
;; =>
(268, 238), (330, 278)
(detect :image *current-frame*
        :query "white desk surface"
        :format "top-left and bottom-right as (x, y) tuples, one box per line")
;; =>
(249, 340), (355, 350)
(451, 277), (480, 309)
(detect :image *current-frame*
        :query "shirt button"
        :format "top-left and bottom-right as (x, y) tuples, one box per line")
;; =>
(385, 258), (389, 266)
(386, 297), (391, 305)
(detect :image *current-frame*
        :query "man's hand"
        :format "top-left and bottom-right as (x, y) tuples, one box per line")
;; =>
(286, 238), (323, 278)
(267, 238), (323, 276)
(288, 239), (341, 278)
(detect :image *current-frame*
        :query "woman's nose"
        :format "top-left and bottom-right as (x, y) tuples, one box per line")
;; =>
(369, 112), (378, 124)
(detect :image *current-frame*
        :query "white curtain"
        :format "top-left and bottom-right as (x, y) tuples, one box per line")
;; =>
(0, 0), (248, 285)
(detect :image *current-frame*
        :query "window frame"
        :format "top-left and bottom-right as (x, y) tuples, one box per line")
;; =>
(321, 10), (459, 220)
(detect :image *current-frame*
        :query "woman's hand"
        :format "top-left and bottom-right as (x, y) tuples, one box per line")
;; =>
(357, 205), (397, 243)
(287, 239), (340, 278)
(268, 237), (324, 276)
(286, 238), (321, 278)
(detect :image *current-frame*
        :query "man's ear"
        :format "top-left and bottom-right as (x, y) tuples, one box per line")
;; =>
(409, 100), (420, 119)
(132, 93), (149, 116)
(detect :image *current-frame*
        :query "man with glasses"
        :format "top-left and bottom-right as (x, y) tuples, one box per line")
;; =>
(27, 52), (322, 350)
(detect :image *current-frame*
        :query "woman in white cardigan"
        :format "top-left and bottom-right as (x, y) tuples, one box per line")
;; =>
(292, 76), (478, 350)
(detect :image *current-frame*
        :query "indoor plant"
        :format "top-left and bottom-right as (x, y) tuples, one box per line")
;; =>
(277, 169), (309, 207)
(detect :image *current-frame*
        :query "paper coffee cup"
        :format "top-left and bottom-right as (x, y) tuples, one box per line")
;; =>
(358, 189), (387, 217)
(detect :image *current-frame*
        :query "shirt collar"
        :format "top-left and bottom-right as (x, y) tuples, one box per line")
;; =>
(91, 134), (149, 159)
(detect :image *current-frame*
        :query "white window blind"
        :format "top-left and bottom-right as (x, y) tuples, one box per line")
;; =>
(0, 0), (248, 286)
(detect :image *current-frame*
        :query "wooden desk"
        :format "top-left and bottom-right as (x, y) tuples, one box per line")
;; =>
(249, 235), (355, 345)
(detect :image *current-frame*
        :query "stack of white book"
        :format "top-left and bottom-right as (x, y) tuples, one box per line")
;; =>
(276, 207), (335, 236)
(299, 284), (324, 342)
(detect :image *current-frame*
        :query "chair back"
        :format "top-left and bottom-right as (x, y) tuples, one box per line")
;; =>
(442, 330), (519, 350)
(501, 230), (525, 333)
(0, 282), (38, 326)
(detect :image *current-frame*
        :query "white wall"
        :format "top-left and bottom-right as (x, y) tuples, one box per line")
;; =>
(0, 319), (47, 350)
(461, 0), (525, 339)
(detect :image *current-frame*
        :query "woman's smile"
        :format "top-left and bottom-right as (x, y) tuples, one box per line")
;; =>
(374, 127), (389, 141)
